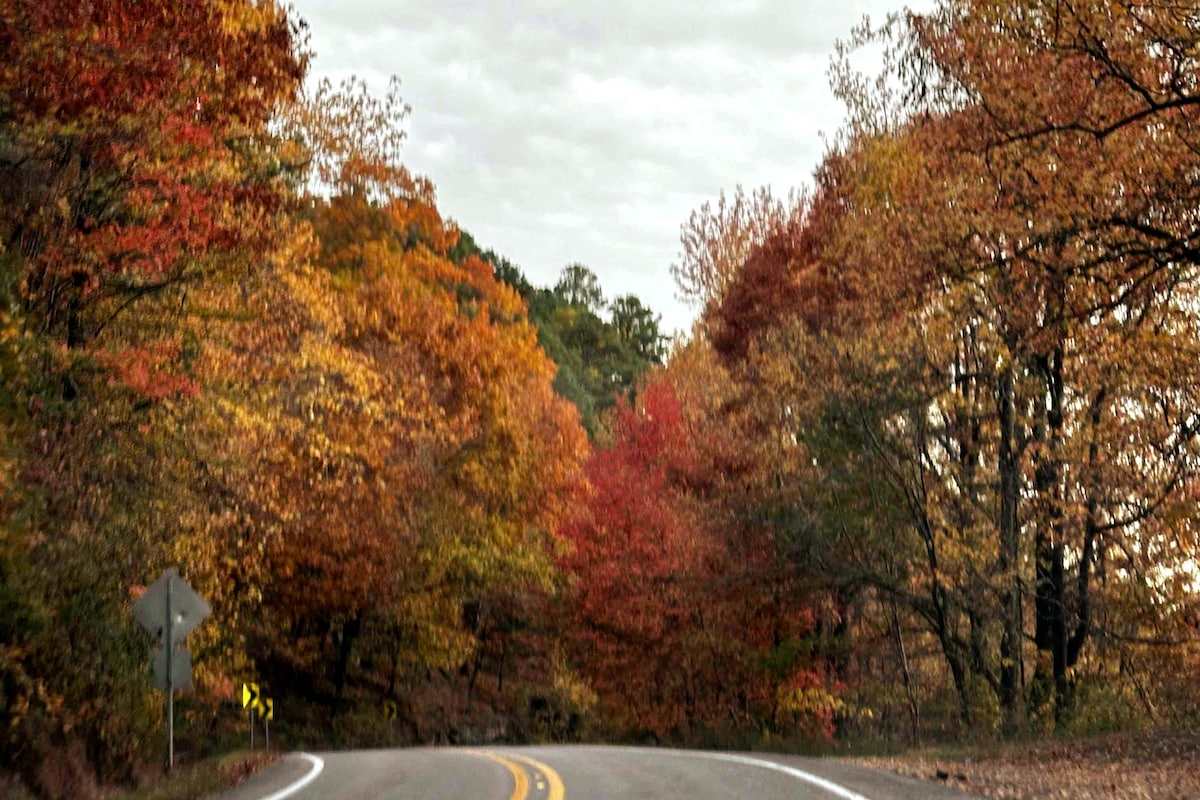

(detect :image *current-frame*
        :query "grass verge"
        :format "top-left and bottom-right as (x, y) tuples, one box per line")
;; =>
(102, 750), (279, 800)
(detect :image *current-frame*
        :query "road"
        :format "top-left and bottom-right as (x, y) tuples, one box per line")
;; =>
(216, 745), (984, 800)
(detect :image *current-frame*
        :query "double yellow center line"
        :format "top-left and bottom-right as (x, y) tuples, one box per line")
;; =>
(468, 750), (565, 800)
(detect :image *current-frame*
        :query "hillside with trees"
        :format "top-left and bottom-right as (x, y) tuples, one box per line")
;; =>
(451, 232), (667, 435)
(2, 1), (1200, 798)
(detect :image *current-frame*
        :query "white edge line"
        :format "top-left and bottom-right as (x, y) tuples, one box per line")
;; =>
(253, 752), (324, 800)
(701, 751), (873, 800)
(613, 747), (872, 800)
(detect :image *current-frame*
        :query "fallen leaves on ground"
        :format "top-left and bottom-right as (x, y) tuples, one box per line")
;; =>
(852, 730), (1200, 800)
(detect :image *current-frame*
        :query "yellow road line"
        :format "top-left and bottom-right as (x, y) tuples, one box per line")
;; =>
(506, 752), (566, 800)
(468, 750), (530, 800)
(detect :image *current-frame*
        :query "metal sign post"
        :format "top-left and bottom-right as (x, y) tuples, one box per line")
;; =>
(242, 683), (261, 750)
(263, 698), (273, 750)
(132, 568), (210, 773)
(165, 576), (173, 771)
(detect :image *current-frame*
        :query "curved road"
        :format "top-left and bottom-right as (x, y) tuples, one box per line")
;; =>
(217, 745), (983, 800)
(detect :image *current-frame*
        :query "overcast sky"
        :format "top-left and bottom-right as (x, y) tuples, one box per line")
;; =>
(287, 0), (928, 336)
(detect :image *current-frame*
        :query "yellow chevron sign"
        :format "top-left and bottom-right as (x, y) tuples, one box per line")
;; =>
(241, 682), (259, 710)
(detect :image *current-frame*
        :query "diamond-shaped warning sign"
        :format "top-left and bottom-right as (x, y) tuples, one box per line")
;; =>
(132, 568), (210, 643)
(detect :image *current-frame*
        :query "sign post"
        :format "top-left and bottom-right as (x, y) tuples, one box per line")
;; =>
(242, 682), (260, 749)
(132, 568), (210, 773)
(262, 698), (273, 750)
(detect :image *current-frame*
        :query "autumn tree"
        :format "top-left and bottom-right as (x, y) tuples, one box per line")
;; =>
(697, 0), (1200, 737)
(562, 374), (726, 737)
(0, 0), (306, 791)
(671, 185), (803, 317)
(846, 0), (1200, 728)
(560, 348), (836, 742)
(189, 76), (592, 736)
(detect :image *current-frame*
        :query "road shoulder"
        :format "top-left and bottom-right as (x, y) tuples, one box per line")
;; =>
(214, 753), (320, 800)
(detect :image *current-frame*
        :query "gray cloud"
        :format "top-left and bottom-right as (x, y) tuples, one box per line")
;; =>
(288, 0), (930, 335)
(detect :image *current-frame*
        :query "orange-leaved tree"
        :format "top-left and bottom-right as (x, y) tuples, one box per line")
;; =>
(0, 0), (306, 790)
(191, 75), (589, 733)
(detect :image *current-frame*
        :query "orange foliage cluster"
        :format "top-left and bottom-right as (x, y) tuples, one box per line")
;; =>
(173, 75), (591, 745)
(0, 0), (591, 789)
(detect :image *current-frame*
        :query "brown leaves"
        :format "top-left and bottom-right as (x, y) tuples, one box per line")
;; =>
(670, 0), (1200, 739)
(855, 730), (1200, 800)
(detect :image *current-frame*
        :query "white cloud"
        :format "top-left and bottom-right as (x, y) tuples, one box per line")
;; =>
(287, 0), (931, 335)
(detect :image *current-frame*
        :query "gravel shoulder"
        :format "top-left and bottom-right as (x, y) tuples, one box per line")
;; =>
(850, 730), (1200, 800)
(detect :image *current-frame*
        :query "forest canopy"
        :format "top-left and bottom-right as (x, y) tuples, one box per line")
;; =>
(2, 1), (1200, 797)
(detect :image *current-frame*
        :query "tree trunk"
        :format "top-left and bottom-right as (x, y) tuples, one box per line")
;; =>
(891, 601), (921, 746)
(332, 615), (361, 718)
(466, 645), (484, 710)
(996, 364), (1023, 731)
(918, 510), (972, 728)
(1032, 345), (1071, 724)
(1065, 391), (1105, 697)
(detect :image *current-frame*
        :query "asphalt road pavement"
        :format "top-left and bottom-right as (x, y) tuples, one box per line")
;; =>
(217, 744), (984, 800)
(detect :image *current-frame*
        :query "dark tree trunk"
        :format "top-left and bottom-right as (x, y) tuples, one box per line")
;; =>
(332, 615), (362, 718)
(1032, 345), (1071, 724)
(891, 601), (921, 745)
(996, 364), (1023, 731)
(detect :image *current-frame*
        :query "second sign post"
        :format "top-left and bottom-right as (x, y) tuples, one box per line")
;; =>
(242, 682), (274, 749)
